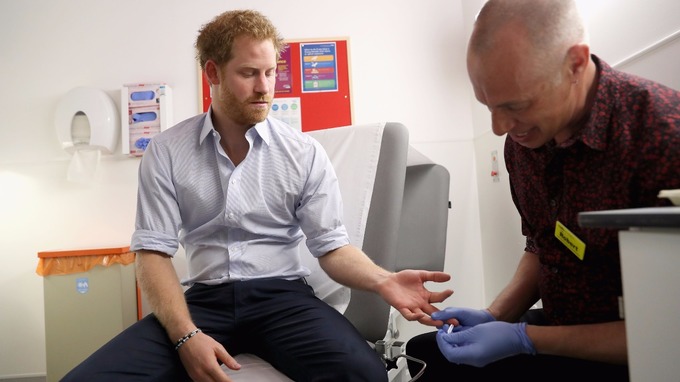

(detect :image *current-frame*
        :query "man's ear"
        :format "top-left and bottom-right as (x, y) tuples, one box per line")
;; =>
(566, 43), (590, 79)
(204, 60), (221, 85)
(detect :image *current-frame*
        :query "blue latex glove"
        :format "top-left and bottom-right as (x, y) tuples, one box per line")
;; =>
(436, 321), (536, 367)
(431, 307), (495, 331)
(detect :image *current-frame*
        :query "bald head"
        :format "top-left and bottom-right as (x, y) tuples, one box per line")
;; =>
(465, 0), (597, 147)
(469, 0), (586, 81)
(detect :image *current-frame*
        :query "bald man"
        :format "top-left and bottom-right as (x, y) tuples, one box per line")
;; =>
(406, 0), (680, 380)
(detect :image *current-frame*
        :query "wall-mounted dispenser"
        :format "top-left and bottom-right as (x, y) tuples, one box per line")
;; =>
(54, 87), (119, 182)
(121, 83), (173, 157)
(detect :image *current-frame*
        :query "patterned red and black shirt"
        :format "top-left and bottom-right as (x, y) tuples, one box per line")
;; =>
(505, 55), (680, 325)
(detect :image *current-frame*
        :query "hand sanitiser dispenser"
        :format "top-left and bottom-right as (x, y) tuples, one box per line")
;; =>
(54, 87), (119, 182)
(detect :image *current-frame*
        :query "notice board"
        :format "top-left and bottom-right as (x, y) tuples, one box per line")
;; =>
(199, 38), (352, 132)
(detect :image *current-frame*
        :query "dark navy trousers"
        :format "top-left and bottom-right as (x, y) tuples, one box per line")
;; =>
(62, 278), (387, 381)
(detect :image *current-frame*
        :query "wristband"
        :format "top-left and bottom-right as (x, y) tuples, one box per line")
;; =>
(174, 328), (201, 350)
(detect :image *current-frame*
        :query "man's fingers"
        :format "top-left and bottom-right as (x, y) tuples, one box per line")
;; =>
(397, 307), (427, 322)
(216, 348), (241, 371)
(428, 289), (454, 304)
(420, 271), (451, 283)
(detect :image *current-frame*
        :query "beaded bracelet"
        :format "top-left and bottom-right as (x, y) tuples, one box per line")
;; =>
(174, 328), (202, 350)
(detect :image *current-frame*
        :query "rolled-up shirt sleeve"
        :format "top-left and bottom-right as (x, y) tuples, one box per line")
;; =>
(130, 139), (182, 256)
(297, 139), (350, 258)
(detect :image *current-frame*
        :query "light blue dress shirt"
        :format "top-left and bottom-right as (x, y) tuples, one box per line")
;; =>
(131, 111), (349, 286)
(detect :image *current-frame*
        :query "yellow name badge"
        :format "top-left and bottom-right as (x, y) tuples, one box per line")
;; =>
(554, 221), (586, 260)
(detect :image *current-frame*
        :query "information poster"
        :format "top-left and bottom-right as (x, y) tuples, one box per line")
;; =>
(270, 97), (302, 130)
(300, 42), (339, 93)
(275, 47), (293, 94)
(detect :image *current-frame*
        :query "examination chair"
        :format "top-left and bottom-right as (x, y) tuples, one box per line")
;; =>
(221, 122), (451, 381)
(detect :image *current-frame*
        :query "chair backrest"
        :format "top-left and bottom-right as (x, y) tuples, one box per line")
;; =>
(396, 162), (450, 272)
(334, 122), (409, 342)
(302, 122), (408, 342)
(306, 122), (450, 342)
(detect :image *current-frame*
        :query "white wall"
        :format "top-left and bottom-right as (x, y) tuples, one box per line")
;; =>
(0, 0), (478, 378)
(1, 0), (678, 378)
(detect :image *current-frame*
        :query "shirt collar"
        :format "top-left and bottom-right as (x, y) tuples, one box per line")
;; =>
(198, 106), (272, 147)
(252, 118), (272, 146)
(199, 107), (216, 144)
(571, 55), (612, 152)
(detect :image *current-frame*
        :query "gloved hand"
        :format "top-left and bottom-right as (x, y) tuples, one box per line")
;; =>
(435, 321), (536, 367)
(431, 307), (495, 331)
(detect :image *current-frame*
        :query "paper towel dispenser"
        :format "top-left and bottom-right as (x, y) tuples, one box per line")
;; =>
(54, 87), (119, 154)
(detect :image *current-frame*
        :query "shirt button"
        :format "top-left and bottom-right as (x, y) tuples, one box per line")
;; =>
(551, 266), (559, 274)
(228, 212), (235, 219)
(549, 199), (557, 207)
(231, 179), (237, 185)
